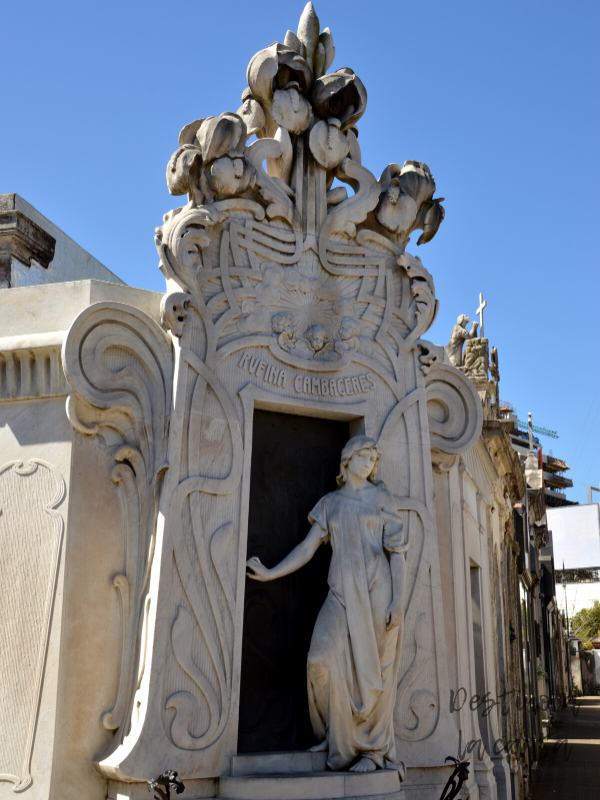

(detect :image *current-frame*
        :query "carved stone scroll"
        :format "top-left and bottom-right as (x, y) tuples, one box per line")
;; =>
(424, 363), (483, 454)
(62, 302), (173, 740)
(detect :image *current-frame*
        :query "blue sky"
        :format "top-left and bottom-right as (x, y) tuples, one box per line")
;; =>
(3, 0), (598, 501)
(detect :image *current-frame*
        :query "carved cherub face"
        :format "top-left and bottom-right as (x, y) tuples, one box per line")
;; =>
(457, 314), (469, 328)
(338, 318), (360, 341)
(272, 313), (292, 334)
(348, 447), (378, 480)
(306, 325), (328, 352)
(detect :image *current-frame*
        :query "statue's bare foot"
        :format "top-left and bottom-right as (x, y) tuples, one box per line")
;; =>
(308, 740), (328, 752)
(350, 757), (376, 773)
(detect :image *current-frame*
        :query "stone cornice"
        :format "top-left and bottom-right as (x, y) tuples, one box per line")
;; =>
(0, 194), (56, 284)
(482, 419), (526, 502)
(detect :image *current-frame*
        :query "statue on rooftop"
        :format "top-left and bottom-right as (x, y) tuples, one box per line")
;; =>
(445, 314), (478, 367)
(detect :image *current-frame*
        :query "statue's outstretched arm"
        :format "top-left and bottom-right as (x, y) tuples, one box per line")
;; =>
(246, 522), (324, 582)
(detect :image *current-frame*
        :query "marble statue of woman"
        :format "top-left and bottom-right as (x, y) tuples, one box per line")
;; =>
(246, 435), (408, 774)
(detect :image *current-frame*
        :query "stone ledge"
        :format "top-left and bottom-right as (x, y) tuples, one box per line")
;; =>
(0, 194), (56, 273)
(231, 751), (328, 776)
(217, 768), (403, 800)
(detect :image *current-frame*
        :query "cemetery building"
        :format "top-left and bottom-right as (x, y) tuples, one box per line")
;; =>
(0, 6), (571, 800)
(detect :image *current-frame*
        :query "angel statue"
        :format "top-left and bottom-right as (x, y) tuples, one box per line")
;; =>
(246, 435), (408, 774)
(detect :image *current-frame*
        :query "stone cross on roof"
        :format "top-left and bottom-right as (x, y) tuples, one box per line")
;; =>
(476, 292), (487, 338)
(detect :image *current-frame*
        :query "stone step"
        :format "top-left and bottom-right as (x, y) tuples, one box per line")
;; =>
(231, 751), (328, 776)
(218, 767), (404, 800)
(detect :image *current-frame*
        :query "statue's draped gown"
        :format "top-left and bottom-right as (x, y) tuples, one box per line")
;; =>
(307, 483), (408, 770)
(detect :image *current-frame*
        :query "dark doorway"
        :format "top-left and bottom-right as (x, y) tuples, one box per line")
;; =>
(237, 410), (349, 753)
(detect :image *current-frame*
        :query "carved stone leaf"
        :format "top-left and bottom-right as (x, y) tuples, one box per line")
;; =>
(319, 27), (335, 73)
(63, 303), (174, 742)
(62, 302), (173, 481)
(297, 1), (320, 71)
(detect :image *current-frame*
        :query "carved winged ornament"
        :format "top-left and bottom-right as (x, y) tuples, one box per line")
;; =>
(62, 2), (481, 781)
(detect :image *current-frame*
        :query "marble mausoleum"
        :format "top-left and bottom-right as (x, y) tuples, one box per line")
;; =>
(1, 6), (570, 800)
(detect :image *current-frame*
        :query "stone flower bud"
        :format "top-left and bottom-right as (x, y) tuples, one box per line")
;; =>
(311, 68), (367, 131)
(398, 161), (436, 208)
(247, 43), (312, 107)
(207, 155), (256, 197)
(197, 113), (247, 165)
(237, 88), (266, 138)
(375, 178), (418, 234)
(309, 118), (349, 170)
(247, 43), (313, 136)
(166, 145), (202, 196)
(271, 87), (313, 134)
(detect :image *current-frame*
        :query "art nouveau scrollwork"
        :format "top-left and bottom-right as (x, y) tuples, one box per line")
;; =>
(424, 362), (483, 455)
(62, 303), (173, 737)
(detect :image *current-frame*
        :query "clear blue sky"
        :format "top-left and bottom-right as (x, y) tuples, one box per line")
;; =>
(3, 0), (598, 501)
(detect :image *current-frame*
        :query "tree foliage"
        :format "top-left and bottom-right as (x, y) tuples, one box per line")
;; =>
(572, 600), (600, 646)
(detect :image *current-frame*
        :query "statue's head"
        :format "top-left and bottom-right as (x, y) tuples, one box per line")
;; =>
(457, 314), (469, 327)
(336, 435), (381, 487)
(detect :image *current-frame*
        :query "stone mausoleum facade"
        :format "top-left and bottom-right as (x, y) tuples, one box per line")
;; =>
(1, 6), (569, 800)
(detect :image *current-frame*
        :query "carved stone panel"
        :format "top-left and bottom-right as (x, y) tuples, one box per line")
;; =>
(0, 460), (65, 792)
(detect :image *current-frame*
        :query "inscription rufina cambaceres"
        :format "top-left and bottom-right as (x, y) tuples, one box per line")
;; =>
(237, 351), (375, 397)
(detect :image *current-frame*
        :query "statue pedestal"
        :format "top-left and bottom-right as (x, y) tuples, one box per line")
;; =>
(217, 752), (405, 800)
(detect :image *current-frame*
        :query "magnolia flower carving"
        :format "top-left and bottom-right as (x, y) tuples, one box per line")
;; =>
(157, 1), (446, 374)
(162, 1), (444, 242)
(167, 113), (255, 206)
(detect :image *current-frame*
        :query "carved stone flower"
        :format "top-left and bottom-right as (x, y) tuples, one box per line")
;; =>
(375, 178), (418, 234)
(375, 161), (445, 244)
(166, 112), (255, 202)
(197, 113), (247, 163)
(271, 87), (313, 135)
(166, 145), (202, 197)
(396, 161), (436, 208)
(247, 43), (313, 137)
(309, 118), (349, 170)
(237, 88), (266, 138)
(311, 68), (367, 131)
